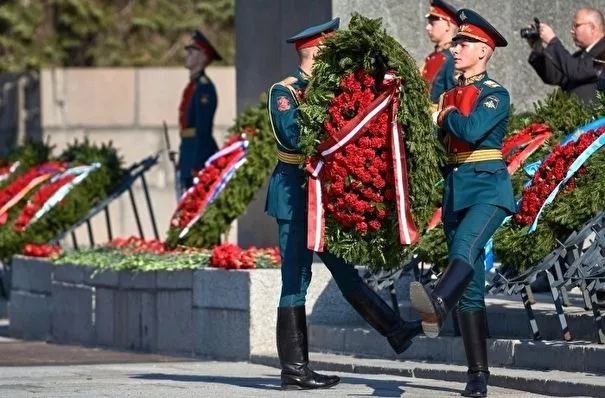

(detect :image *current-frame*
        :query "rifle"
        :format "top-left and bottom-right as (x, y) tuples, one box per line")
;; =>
(163, 121), (181, 199)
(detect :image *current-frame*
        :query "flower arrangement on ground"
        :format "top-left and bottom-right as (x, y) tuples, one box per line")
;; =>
(165, 98), (275, 248)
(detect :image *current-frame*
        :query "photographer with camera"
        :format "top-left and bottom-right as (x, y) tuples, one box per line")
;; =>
(526, 8), (605, 104)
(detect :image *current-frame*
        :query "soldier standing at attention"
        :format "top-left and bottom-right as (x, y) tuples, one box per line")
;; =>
(422, 0), (459, 110)
(267, 18), (423, 390)
(174, 31), (221, 193)
(409, 9), (515, 398)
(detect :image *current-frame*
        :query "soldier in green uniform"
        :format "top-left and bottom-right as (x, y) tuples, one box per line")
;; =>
(422, 0), (459, 109)
(174, 31), (221, 193)
(409, 9), (515, 398)
(267, 18), (423, 390)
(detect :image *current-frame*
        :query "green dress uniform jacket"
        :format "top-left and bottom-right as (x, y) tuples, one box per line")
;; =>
(265, 68), (309, 221)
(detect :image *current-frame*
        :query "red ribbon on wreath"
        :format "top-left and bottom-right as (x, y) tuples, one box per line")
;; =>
(306, 72), (419, 252)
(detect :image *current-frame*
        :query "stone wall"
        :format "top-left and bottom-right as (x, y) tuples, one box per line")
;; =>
(333, 0), (605, 110)
(40, 66), (236, 247)
(234, 0), (333, 248)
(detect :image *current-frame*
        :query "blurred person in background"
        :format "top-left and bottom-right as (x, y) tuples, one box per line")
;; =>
(173, 31), (221, 194)
(526, 8), (605, 104)
(422, 0), (459, 111)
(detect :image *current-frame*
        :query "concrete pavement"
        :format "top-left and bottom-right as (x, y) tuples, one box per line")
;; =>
(0, 360), (554, 398)
(0, 317), (596, 397)
(0, 326), (552, 398)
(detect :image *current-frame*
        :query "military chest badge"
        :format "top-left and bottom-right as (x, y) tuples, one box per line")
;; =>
(277, 96), (291, 111)
(201, 94), (210, 104)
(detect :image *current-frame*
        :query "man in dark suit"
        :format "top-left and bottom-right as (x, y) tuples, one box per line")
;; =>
(596, 49), (605, 91)
(528, 8), (605, 104)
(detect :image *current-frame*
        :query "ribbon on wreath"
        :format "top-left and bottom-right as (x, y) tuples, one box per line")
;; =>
(177, 139), (248, 239)
(0, 163), (65, 224)
(306, 72), (419, 252)
(0, 161), (20, 183)
(524, 117), (605, 177)
(24, 163), (101, 229)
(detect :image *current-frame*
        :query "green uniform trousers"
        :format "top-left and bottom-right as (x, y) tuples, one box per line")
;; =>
(443, 204), (507, 313)
(277, 218), (362, 307)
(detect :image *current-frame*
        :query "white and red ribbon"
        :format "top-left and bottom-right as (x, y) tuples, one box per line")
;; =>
(306, 72), (419, 252)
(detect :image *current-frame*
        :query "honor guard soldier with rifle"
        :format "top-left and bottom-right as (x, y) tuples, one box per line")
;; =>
(172, 31), (221, 195)
(266, 18), (423, 390)
(409, 9), (516, 398)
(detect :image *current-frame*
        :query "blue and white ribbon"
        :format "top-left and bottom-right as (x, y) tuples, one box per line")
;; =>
(528, 132), (605, 234)
(179, 139), (249, 203)
(482, 198), (521, 271)
(178, 140), (249, 239)
(484, 238), (494, 271)
(204, 139), (248, 167)
(523, 118), (605, 177)
(523, 160), (542, 178)
(25, 163), (101, 229)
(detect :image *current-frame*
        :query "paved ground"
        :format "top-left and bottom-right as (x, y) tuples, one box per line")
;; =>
(0, 360), (553, 398)
(0, 319), (576, 397)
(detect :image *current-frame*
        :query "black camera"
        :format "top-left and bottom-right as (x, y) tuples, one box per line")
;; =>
(520, 18), (541, 39)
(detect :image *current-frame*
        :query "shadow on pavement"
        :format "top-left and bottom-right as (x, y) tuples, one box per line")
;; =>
(131, 373), (462, 397)
(131, 373), (281, 390)
(340, 376), (462, 397)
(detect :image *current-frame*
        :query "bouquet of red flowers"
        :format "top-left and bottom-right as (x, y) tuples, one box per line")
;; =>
(298, 15), (443, 269)
(209, 243), (280, 269)
(22, 243), (62, 258)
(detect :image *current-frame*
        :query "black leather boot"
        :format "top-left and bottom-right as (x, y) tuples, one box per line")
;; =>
(343, 282), (423, 354)
(277, 306), (340, 390)
(409, 259), (474, 337)
(459, 310), (490, 398)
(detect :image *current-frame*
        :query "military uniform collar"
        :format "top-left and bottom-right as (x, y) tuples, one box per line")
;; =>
(191, 70), (209, 83)
(435, 41), (453, 53)
(458, 71), (486, 86)
(296, 67), (311, 82)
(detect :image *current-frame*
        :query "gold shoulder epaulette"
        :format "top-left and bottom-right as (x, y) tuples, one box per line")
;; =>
(272, 76), (301, 105)
(484, 80), (501, 88)
(277, 76), (298, 87)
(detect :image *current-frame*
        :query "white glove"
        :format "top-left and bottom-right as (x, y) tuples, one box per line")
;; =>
(432, 111), (440, 126)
